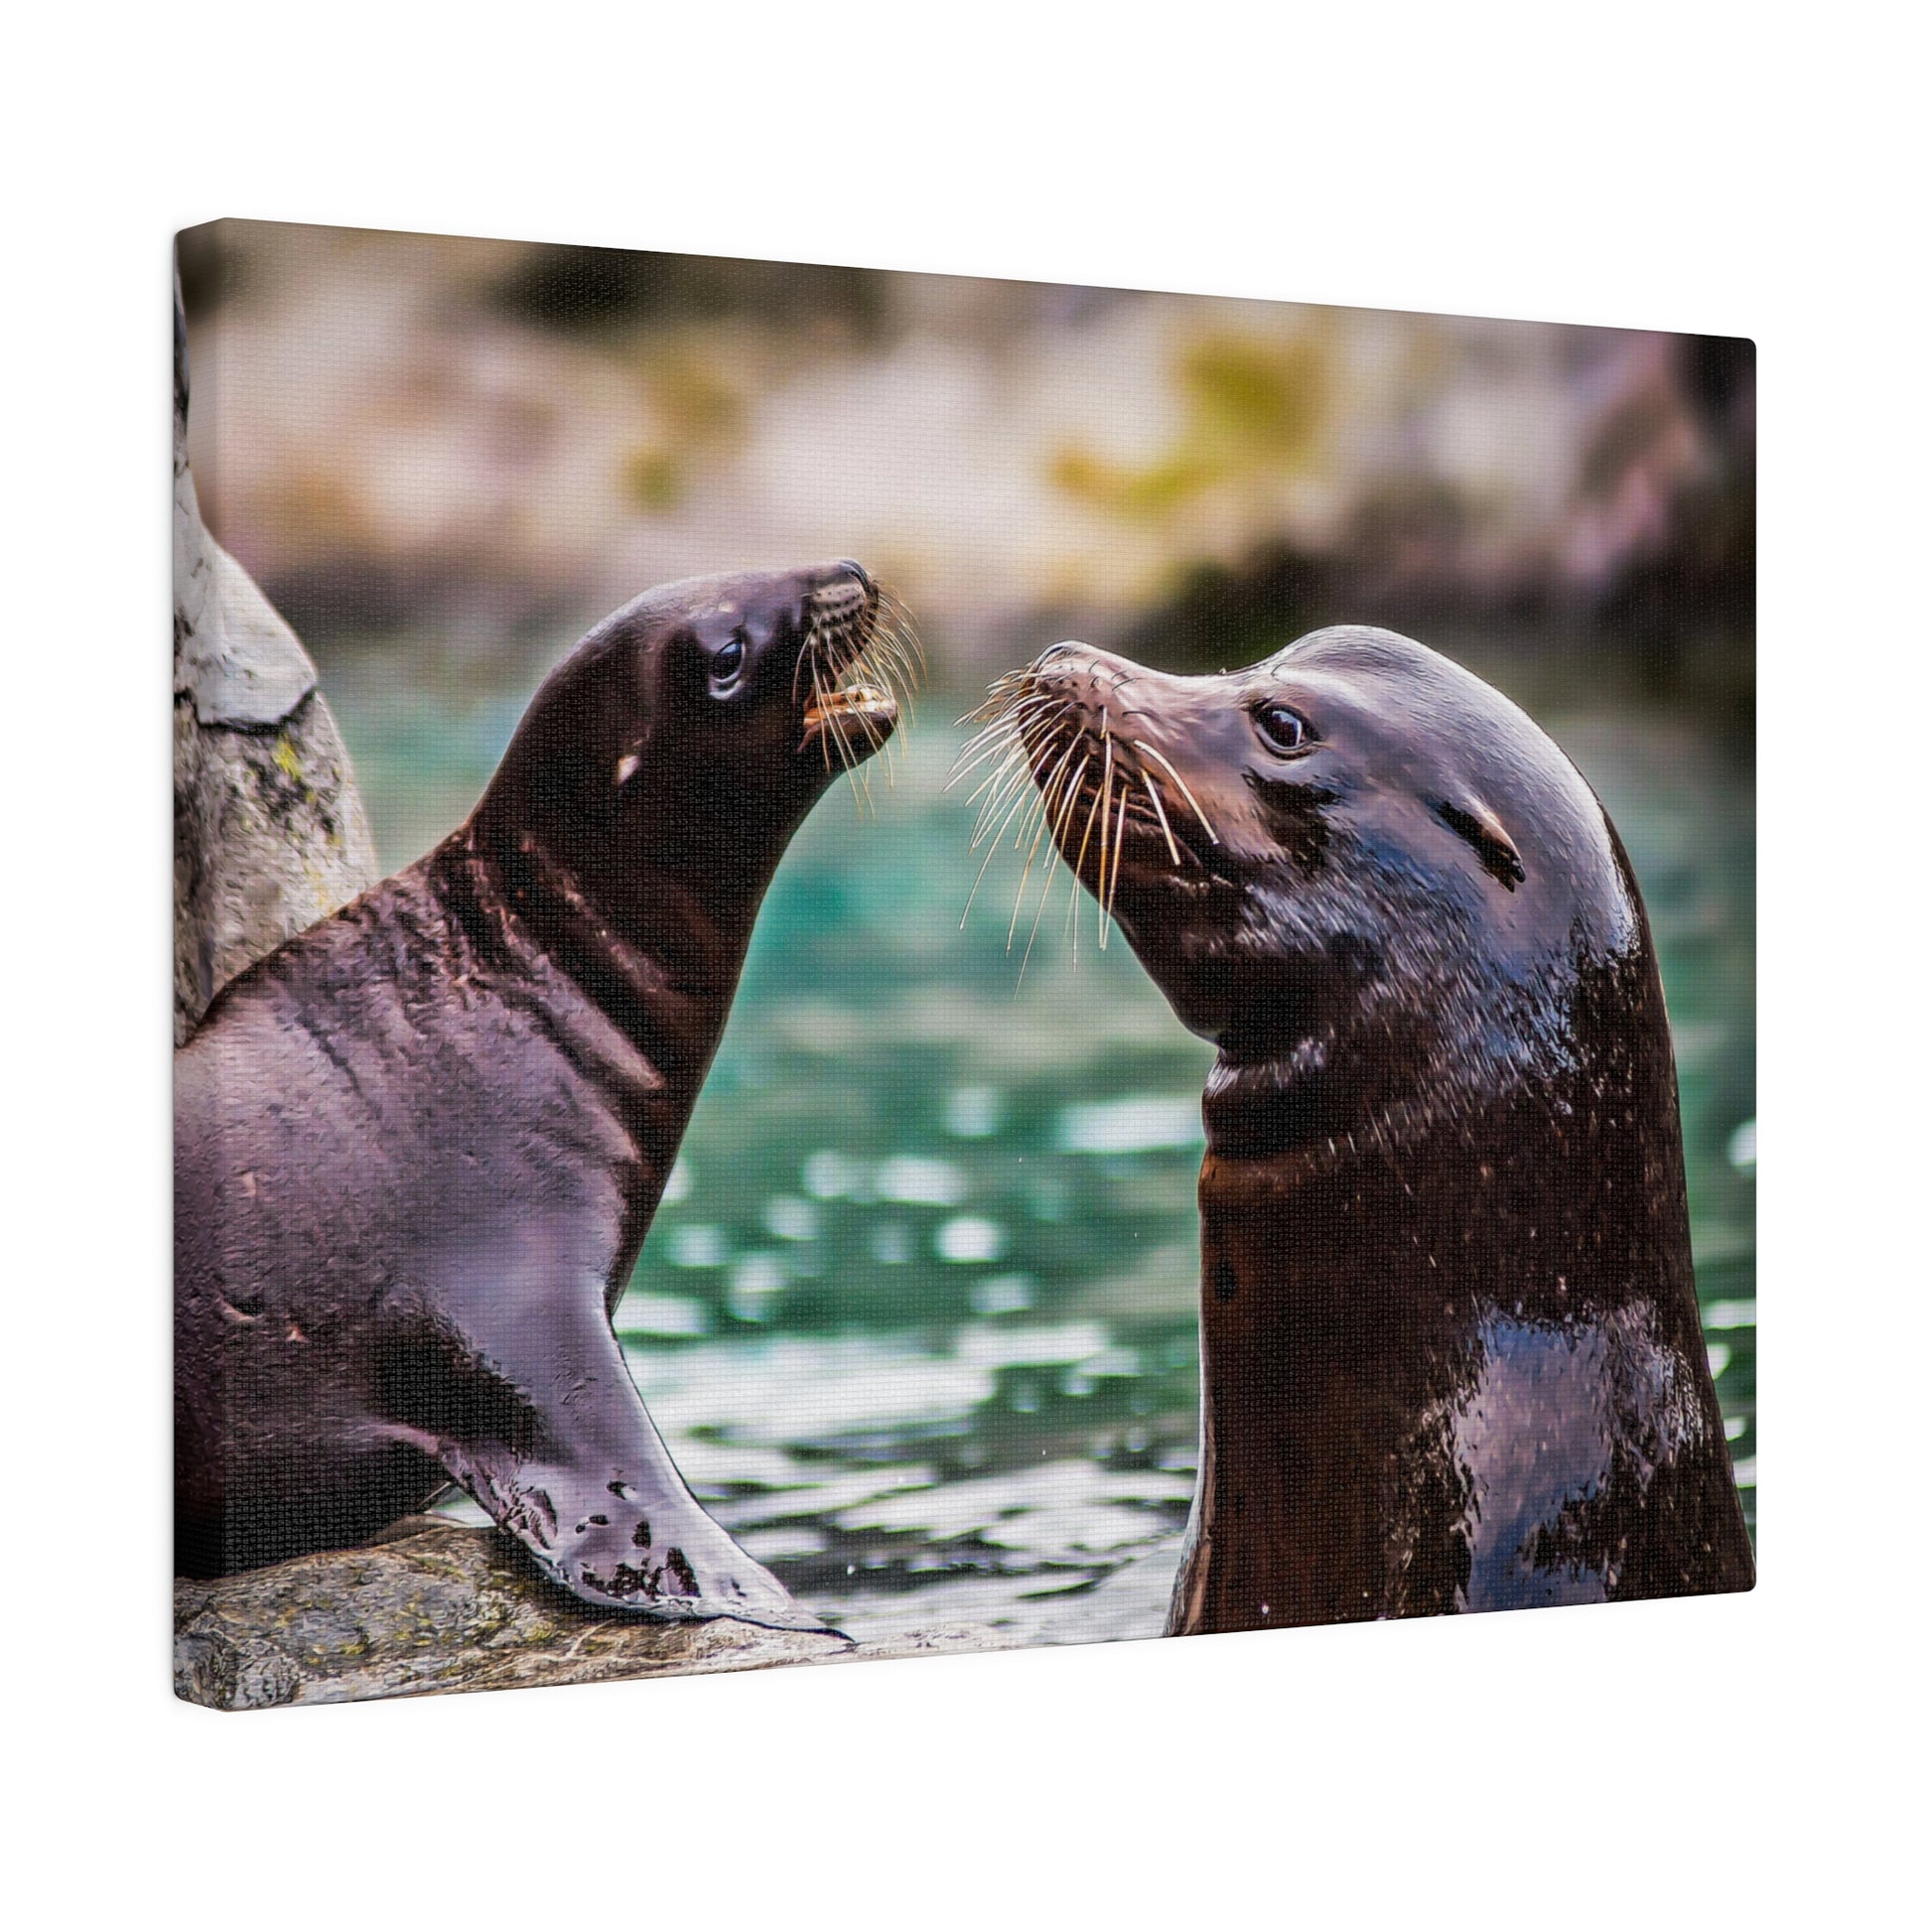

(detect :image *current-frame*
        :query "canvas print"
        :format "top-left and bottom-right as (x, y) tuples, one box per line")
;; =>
(173, 221), (1755, 1709)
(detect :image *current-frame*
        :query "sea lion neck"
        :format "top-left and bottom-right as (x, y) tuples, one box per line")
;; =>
(1178, 936), (1743, 1633)
(430, 820), (764, 1085)
(1199, 1036), (1351, 1162)
(1194, 944), (1469, 1163)
(475, 786), (785, 973)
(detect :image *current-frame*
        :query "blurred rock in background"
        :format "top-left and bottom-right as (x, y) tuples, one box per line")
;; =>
(178, 220), (1751, 709)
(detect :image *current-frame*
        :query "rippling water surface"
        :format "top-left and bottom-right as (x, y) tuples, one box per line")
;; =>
(330, 643), (1755, 1645)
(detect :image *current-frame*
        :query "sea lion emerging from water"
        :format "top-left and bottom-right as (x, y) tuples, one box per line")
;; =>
(177, 561), (915, 1628)
(962, 626), (1753, 1634)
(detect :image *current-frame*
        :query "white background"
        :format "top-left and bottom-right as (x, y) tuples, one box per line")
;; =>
(4, 5), (1922, 1924)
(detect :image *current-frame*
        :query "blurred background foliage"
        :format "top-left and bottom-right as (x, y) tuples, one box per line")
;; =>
(181, 222), (1753, 1640)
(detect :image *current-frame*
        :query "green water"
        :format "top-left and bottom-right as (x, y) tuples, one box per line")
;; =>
(324, 644), (1755, 1644)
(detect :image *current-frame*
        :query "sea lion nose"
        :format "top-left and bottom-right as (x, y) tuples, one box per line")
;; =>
(804, 561), (871, 628)
(1035, 641), (1124, 707)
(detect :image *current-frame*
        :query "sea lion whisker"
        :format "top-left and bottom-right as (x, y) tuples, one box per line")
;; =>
(959, 779), (1040, 928)
(1094, 748), (1115, 947)
(800, 587), (916, 783)
(1008, 796), (1056, 951)
(963, 695), (1032, 733)
(995, 685), (1057, 714)
(846, 688), (893, 764)
(1066, 772), (1108, 960)
(889, 592), (926, 669)
(889, 612), (925, 684)
(854, 717), (895, 793)
(1142, 771), (1182, 868)
(950, 699), (1055, 777)
(1096, 805), (1113, 949)
(1017, 756), (1089, 985)
(966, 695), (1056, 743)
(1016, 718), (1075, 768)
(861, 629), (917, 731)
(972, 772), (1035, 854)
(960, 684), (1029, 730)
(1013, 770), (1054, 851)
(796, 613), (851, 705)
(948, 730), (1022, 790)
(1035, 728), (1080, 802)
(826, 683), (869, 815)
(975, 757), (1049, 855)
(843, 633), (881, 701)
(1134, 741), (1219, 844)
(852, 721), (878, 814)
(978, 728), (1062, 813)
(1056, 755), (1091, 842)
(812, 660), (842, 775)
(961, 740), (1028, 807)
(1102, 784), (1130, 946)
(877, 588), (926, 674)
(811, 663), (835, 772)
(969, 755), (1035, 845)
(1019, 735), (1080, 863)
(950, 726), (1012, 760)
(1007, 705), (1062, 745)
(836, 741), (865, 815)
(887, 606), (921, 666)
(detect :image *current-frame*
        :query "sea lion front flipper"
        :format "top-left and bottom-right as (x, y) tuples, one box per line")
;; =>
(383, 1276), (825, 1633)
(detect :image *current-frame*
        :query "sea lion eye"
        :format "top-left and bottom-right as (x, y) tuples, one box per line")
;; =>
(1253, 702), (1311, 755)
(711, 634), (747, 688)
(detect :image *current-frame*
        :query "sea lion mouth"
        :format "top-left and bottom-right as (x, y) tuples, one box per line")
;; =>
(796, 577), (921, 792)
(802, 682), (899, 735)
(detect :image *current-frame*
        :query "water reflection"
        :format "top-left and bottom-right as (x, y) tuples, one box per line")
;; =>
(630, 1321), (1193, 1647)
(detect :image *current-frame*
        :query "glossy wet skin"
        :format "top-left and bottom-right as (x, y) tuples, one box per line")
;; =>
(982, 625), (1753, 1631)
(176, 561), (909, 1629)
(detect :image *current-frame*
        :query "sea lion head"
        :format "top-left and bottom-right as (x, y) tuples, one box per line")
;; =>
(972, 625), (1643, 1139)
(473, 560), (917, 914)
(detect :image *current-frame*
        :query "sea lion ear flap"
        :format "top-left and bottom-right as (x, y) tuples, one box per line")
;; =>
(1436, 798), (1527, 891)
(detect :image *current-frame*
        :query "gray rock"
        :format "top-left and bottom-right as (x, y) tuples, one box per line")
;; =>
(173, 264), (378, 1041)
(173, 1522), (861, 1710)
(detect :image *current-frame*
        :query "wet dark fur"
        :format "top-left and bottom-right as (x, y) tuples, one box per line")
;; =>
(176, 562), (909, 1629)
(974, 625), (1754, 1635)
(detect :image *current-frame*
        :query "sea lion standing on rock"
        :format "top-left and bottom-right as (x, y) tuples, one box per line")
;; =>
(962, 625), (1753, 1634)
(177, 562), (916, 1628)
